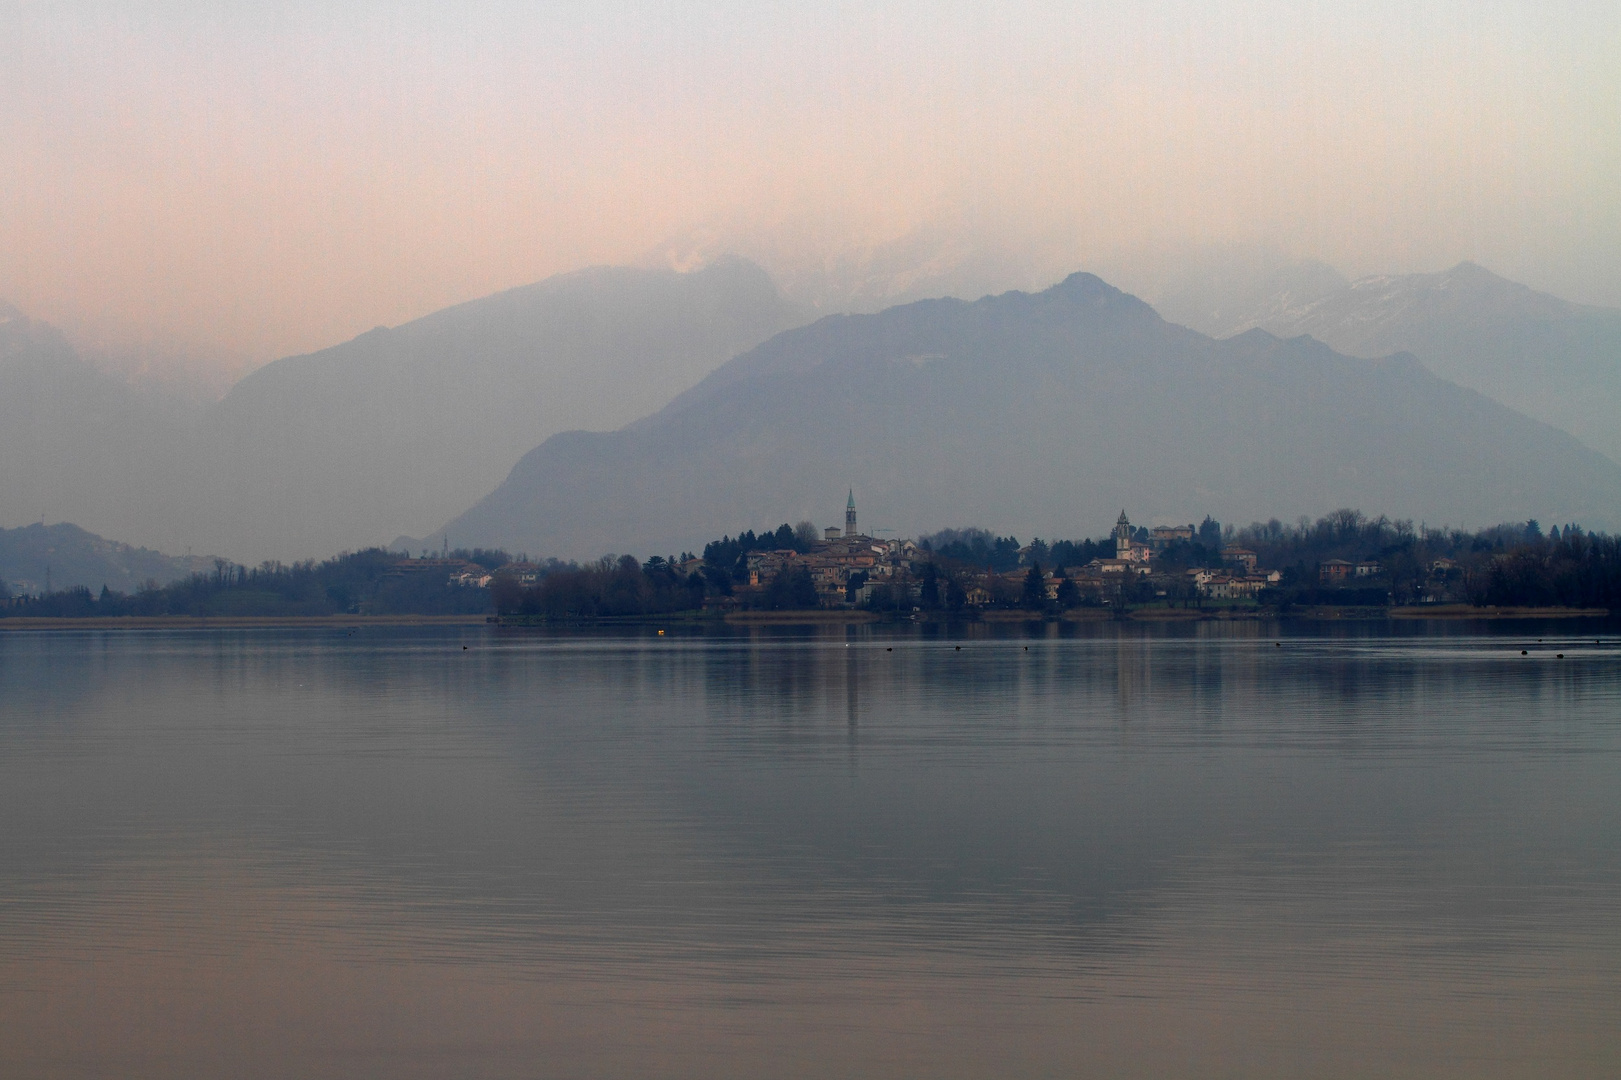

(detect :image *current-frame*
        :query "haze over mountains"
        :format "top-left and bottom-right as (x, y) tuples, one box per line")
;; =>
(0, 304), (199, 551)
(441, 273), (1621, 560)
(200, 259), (805, 560)
(6, 254), (1620, 571)
(1, 261), (807, 563)
(0, 522), (208, 596)
(1160, 260), (1621, 464)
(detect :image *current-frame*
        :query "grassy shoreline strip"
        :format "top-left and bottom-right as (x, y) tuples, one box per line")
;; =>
(1389, 605), (1609, 619)
(2, 606), (1609, 630)
(724, 610), (881, 624)
(0, 614), (494, 630)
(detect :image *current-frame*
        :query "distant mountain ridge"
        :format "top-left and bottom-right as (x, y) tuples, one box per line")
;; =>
(438, 272), (1621, 560)
(8, 258), (1619, 566)
(195, 257), (809, 561)
(0, 309), (201, 554)
(1217, 262), (1621, 462)
(0, 522), (209, 596)
(1148, 257), (1351, 340)
(0, 259), (809, 563)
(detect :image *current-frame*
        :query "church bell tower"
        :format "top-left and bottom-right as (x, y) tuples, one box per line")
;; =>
(846, 489), (858, 538)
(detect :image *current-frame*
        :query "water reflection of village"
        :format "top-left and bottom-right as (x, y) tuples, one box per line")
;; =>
(622, 618), (1439, 749)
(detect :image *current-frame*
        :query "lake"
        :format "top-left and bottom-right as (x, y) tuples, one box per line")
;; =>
(1, 620), (1618, 1078)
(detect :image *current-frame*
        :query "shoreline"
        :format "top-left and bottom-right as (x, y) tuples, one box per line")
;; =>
(1388, 604), (1609, 620)
(0, 614), (493, 631)
(724, 610), (880, 625)
(1, 605), (1609, 631)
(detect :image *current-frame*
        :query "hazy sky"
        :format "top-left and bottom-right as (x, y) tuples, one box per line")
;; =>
(3, 1), (1618, 369)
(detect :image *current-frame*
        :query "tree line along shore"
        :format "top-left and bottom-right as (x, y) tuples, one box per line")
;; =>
(3, 509), (1617, 624)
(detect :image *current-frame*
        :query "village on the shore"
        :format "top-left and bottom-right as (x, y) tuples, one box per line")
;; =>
(714, 494), (1292, 610)
(477, 491), (1502, 617)
(9, 491), (1611, 621)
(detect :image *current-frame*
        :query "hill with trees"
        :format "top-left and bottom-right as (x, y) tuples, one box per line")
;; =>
(0, 522), (209, 597)
(2, 547), (508, 618)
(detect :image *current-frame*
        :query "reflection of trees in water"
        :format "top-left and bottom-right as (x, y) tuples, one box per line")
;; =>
(1113, 631), (1151, 714)
(20, 625), (1614, 967)
(471, 620), (1617, 771)
(689, 626), (868, 751)
(846, 642), (860, 738)
(445, 626), (1621, 939)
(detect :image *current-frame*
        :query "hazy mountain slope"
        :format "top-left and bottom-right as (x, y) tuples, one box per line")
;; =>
(3, 262), (807, 563)
(440, 273), (1621, 560)
(653, 218), (1077, 317)
(1226, 263), (1621, 462)
(0, 306), (201, 545)
(1149, 258), (1351, 338)
(182, 258), (807, 561)
(0, 522), (207, 596)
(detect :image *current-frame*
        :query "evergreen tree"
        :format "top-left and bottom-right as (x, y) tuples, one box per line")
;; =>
(1054, 574), (1078, 609)
(1021, 564), (1047, 610)
(919, 562), (940, 609)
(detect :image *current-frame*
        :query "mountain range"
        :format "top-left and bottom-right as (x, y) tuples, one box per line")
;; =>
(0, 305), (199, 553)
(439, 273), (1621, 560)
(1, 261), (807, 563)
(7, 257), (1620, 567)
(1165, 261), (1621, 464)
(198, 258), (806, 560)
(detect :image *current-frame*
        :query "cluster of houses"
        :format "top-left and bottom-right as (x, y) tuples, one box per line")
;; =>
(385, 555), (496, 589)
(1317, 558), (1382, 582)
(1066, 512), (1284, 603)
(733, 492), (926, 606)
(413, 495), (1435, 610)
(695, 499), (1289, 609)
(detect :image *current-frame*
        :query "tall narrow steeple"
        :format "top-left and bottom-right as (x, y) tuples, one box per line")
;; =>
(846, 489), (858, 538)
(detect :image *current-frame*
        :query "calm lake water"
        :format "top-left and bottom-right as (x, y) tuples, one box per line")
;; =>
(1, 620), (1619, 1079)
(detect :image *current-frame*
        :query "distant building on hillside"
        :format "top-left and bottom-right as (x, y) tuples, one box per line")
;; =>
(497, 561), (543, 586)
(1222, 546), (1258, 572)
(1319, 559), (1354, 583)
(1091, 557), (1151, 576)
(1150, 524), (1194, 549)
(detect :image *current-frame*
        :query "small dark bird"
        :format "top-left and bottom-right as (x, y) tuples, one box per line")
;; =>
(955, 645), (961, 651)
(886, 647), (893, 652)
(463, 645), (468, 650)
(1522, 650), (1528, 655)
(1557, 653), (1565, 659)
